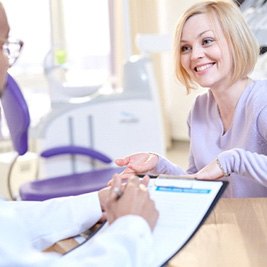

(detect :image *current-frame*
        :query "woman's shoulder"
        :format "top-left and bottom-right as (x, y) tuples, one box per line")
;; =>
(249, 79), (267, 98)
(189, 90), (213, 119)
(245, 79), (267, 111)
(193, 89), (212, 106)
(251, 79), (267, 90)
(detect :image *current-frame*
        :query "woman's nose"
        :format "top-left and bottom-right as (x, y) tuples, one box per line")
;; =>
(190, 44), (204, 60)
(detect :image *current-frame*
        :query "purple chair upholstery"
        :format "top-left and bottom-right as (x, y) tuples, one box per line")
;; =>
(2, 74), (30, 155)
(1, 74), (123, 200)
(19, 167), (121, 201)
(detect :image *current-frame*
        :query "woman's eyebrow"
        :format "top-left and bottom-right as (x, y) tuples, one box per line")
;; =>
(181, 30), (213, 43)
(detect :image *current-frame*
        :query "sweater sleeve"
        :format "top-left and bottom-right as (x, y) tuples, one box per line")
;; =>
(218, 148), (267, 187)
(154, 155), (185, 175)
(217, 106), (267, 187)
(257, 105), (267, 140)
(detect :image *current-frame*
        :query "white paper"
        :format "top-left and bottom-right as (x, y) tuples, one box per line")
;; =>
(148, 177), (224, 266)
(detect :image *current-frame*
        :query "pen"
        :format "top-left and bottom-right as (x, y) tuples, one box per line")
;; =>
(113, 187), (123, 200)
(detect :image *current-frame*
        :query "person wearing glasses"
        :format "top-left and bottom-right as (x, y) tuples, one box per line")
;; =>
(115, 0), (267, 198)
(2, 39), (23, 67)
(0, 3), (158, 267)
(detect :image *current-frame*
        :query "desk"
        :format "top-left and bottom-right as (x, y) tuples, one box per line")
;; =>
(51, 198), (267, 267)
(169, 198), (267, 267)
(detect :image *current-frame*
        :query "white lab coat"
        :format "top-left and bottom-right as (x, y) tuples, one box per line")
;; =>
(0, 192), (154, 267)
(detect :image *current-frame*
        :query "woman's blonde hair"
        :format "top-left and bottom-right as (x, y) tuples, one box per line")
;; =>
(174, 0), (259, 93)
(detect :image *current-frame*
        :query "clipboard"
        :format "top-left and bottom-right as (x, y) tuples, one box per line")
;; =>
(148, 175), (228, 267)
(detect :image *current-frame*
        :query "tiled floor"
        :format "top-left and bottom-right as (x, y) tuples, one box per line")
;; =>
(166, 140), (190, 169)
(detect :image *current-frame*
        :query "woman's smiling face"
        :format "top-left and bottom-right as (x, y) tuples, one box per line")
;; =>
(180, 13), (233, 89)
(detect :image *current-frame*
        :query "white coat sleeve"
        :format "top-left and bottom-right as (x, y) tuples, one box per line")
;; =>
(8, 192), (103, 250)
(0, 200), (154, 267)
(54, 215), (154, 267)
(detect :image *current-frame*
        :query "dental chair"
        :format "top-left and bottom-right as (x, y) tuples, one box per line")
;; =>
(1, 74), (123, 200)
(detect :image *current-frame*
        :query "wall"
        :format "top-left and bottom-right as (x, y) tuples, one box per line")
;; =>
(5, 0), (205, 146)
(157, 0), (205, 141)
(128, 0), (205, 143)
(127, 0), (171, 147)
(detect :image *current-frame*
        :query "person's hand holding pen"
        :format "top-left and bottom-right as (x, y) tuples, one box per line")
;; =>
(102, 174), (159, 231)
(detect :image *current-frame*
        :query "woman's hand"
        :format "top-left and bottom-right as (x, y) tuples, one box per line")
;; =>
(189, 159), (226, 180)
(115, 153), (159, 178)
(104, 174), (159, 231)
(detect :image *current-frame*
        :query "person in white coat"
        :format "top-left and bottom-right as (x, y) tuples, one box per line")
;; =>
(0, 2), (159, 266)
(0, 175), (158, 267)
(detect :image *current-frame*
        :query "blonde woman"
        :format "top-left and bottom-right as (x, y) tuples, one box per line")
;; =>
(116, 0), (267, 198)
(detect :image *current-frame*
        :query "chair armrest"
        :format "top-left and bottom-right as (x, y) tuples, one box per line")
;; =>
(40, 145), (112, 163)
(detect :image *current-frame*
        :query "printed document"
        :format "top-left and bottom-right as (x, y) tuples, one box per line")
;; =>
(148, 176), (227, 266)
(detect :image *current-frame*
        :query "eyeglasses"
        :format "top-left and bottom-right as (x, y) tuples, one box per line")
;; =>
(3, 38), (24, 67)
